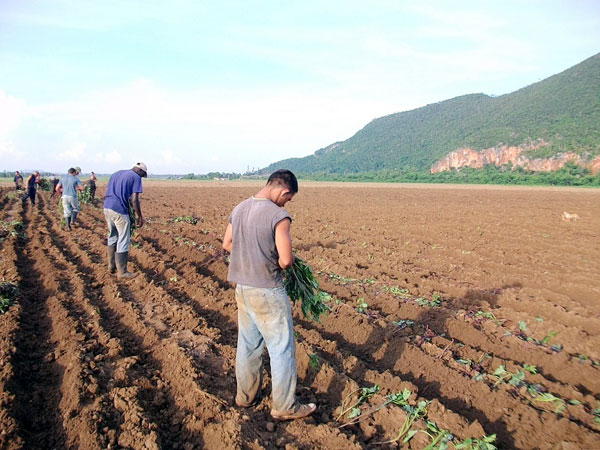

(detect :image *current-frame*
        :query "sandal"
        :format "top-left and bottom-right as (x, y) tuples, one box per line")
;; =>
(235, 389), (262, 408)
(235, 397), (257, 408)
(271, 403), (316, 421)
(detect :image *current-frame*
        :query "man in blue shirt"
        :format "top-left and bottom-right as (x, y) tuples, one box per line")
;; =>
(56, 168), (84, 230)
(103, 162), (146, 279)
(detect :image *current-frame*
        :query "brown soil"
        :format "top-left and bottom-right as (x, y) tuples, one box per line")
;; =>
(0, 182), (599, 449)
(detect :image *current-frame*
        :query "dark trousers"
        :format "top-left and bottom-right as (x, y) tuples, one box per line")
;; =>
(22, 190), (36, 205)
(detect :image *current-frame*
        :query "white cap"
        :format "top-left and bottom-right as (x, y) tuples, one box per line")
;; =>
(134, 162), (148, 174)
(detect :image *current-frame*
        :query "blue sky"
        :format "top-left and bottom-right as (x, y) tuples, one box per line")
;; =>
(1, 0), (599, 175)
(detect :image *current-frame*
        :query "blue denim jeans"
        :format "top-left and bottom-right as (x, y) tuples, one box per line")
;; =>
(103, 208), (131, 253)
(235, 284), (297, 413)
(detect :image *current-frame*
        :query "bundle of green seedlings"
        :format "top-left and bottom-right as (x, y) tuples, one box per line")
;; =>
(169, 215), (200, 225)
(284, 255), (330, 322)
(0, 220), (24, 240)
(0, 281), (19, 314)
(77, 184), (93, 204)
(128, 200), (137, 236)
(57, 197), (65, 226)
(37, 178), (51, 191)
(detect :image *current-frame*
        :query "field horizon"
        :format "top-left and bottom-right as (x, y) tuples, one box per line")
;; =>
(1, 183), (599, 449)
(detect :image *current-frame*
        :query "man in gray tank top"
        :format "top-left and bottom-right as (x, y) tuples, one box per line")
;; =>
(222, 170), (316, 421)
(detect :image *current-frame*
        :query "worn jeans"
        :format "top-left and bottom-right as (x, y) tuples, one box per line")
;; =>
(104, 208), (131, 253)
(235, 284), (297, 412)
(62, 195), (79, 217)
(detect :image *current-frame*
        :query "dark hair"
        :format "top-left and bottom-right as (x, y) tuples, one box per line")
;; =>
(267, 169), (298, 193)
(68, 167), (76, 174)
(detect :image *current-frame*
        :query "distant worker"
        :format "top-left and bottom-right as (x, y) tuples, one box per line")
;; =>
(21, 171), (40, 205)
(13, 171), (23, 190)
(103, 162), (146, 279)
(49, 174), (60, 199)
(222, 169), (317, 421)
(89, 171), (98, 202)
(56, 168), (84, 231)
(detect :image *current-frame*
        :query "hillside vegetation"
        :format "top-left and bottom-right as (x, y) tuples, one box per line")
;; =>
(261, 53), (600, 175)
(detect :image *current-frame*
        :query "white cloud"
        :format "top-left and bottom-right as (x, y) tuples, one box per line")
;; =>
(0, 91), (27, 137)
(55, 141), (86, 161)
(17, 79), (390, 173)
(0, 140), (17, 158)
(93, 151), (122, 165)
(2, 0), (598, 174)
(145, 150), (182, 173)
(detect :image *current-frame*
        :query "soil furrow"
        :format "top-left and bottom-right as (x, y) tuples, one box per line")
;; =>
(4, 195), (68, 449)
(317, 274), (600, 393)
(35, 210), (161, 448)
(0, 194), (25, 450)
(3, 182), (599, 449)
(42, 206), (244, 449)
(305, 302), (599, 449)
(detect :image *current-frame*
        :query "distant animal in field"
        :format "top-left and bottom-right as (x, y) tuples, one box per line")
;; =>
(562, 211), (580, 221)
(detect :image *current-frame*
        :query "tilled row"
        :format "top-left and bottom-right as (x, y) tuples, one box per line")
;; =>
(70, 200), (366, 448)
(0, 193), (25, 449)
(8, 188), (597, 449)
(298, 291), (600, 449)
(315, 267), (600, 392)
(137, 210), (600, 373)
(36, 202), (164, 449)
(2, 196), (77, 449)
(37, 199), (245, 449)
(102, 210), (514, 447)
(100, 204), (600, 447)
(311, 244), (600, 361)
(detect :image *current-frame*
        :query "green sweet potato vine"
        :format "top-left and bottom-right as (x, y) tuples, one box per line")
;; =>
(284, 255), (330, 322)
(128, 200), (137, 236)
(77, 185), (93, 204)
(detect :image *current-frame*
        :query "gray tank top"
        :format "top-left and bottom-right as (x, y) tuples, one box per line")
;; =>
(227, 197), (291, 288)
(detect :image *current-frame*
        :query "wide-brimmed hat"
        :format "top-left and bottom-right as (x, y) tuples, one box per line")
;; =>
(134, 162), (148, 176)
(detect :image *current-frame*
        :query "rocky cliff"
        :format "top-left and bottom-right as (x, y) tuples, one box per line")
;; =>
(431, 144), (600, 174)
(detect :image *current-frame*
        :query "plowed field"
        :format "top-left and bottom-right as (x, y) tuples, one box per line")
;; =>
(1, 182), (599, 449)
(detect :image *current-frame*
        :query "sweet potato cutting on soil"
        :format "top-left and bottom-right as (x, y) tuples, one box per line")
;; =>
(0, 182), (599, 449)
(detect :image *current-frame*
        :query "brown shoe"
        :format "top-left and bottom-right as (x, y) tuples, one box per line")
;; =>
(271, 403), (316, 421)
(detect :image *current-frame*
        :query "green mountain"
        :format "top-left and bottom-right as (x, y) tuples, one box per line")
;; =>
(261, 53), (600, 174)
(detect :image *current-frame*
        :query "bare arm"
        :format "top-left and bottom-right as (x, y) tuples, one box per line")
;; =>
(132, 192), (143, 227)
(222, 223), (233, 253)
(274, 218), (293, 269)
(76, 182), (85, 191)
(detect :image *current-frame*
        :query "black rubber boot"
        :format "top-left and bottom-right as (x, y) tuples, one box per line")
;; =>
(115, 252), (137, 279)
(107, 245), (117, 274)
(71, 211), (78, 226)
(66, 216), (72, 231)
